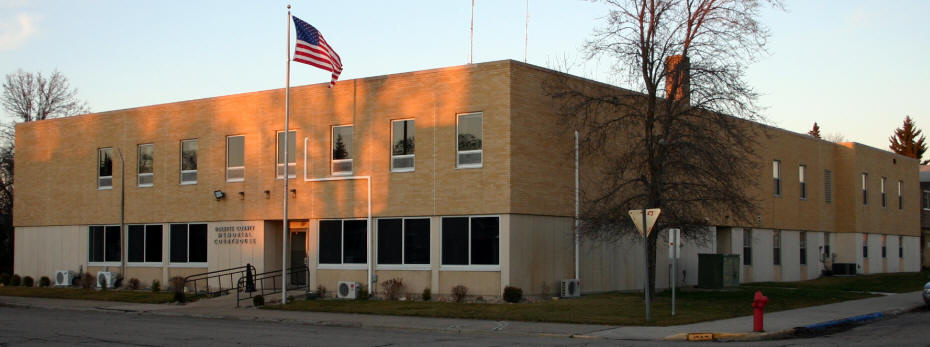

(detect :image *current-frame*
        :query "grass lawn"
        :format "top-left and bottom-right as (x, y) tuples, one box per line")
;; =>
(268, 280), (881, 326)
(0, 286), (175, 304)
(743, 269), (930, 294)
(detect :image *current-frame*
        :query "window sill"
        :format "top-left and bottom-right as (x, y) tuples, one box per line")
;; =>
(375, 264), (431, 271)
(97, 187), (113, 190)
(390, 168), (415, 173)
(88, 262), (121, 267)
(137, 184), (153, 188)
(456, 164), (483, 170)
(226, 178), (244, 183)
(318, 264), (368, 270)
(180, 182), (197, 186)
(128, 262), (164, 267)
(331, 172), (354, 177)
(168, 263), (208, 268)
(439, 265), (500, 272)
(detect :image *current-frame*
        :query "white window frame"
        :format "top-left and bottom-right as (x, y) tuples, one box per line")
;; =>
(226, 135), (245, 182)
(88, 224), (121, 267)
(137, 144), (154, 188)
(456, 112), (483, 169)
(276, 130), (297, 179)
(923, 190), (930, 210)
(375, 217), (431, 271)
(98, 147), (113, 190)
(439, 214), (501, 272)
(317, 218), (368, 270)
(331, 125), (353, 176)
(390, 119), (415, 173)
(168, 223), (208, 268)
(180, 139), (198, 185)
(127, 224), (164, 267)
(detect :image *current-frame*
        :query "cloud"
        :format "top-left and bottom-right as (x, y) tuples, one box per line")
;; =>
(0, 13), (38, 51)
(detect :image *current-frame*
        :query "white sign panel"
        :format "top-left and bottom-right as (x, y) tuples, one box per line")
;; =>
(668, 228), (681, 259)
(628, 208), (661, 237)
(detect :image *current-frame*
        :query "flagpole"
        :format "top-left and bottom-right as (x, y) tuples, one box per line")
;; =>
(282, 4), (292, 305)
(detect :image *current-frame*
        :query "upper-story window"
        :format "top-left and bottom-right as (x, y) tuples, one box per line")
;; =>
(98, 147), (113, 189)
(180, 139), (198, 185)
(799, 165), (807, 200)
(331, 126), (353, 175)
(391, 119), (415, 172)
(457, 112), (483, 168)
(880, 177), (887, 208)
(861, 173), (868, 205)
(772, 160), (781, 196)
(899, 181), (904, 210)
(824, 170), (833, 203)
(923, 190), (930, 210)
(277, 130), (296, 179)
(227, 135), (245, 182)
(137, 144), (154, 187)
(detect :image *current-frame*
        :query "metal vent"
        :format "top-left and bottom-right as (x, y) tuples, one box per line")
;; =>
(138, 173), (154, 186)
(98, 177), (112, 188)
(392, 155), (414, 171)
(457, 151), (482, 166)
(332, 160), (353, 174)
(181, 171), (197, 183)
(824, 170), (832, 203)
(226, 167), (244, 181)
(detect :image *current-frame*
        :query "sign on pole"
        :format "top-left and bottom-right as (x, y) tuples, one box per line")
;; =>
(668, 228), (681, 259)
(629, 208), (661, 237)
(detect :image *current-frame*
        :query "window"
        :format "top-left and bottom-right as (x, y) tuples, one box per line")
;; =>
(227, 135), (245, 182)
(391, 119), (415, 172)
(456, 113), (483, 168)
(89, 225), (120, 263)
(800, 232), (807, 265)
(170, 223), (207, 264)
(881, 177), (886, 208)
(824, 170), (833, 203)
(824, 232), (831, 259)
(772, 160), (781, 196)
(331, 126), (353, 175)
(180, 139), (198, 184)
(881, 235), (886, 258)
(98, 148), (113, 189)
(923, 190), (930, 210)
(277, 130), (296, 179)
(377, 218), (429, 267)
(799, 165), (806, 200)
(899, 181), (904, 209)
(861, 173), (868, 205)
(743, 229), (752, 265)
(899, 236), (903, 258)
(129, 224), (163, 263)
(862, 234), (868, 258)
(137, 144), (153, 187)
(319, 219), (367, 265)
(773, 231), (781, 266)
(441, 216), (499, 268)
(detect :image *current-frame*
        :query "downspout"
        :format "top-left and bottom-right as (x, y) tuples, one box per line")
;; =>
(574, 131), (580, 281)
(117, 148), (125, 277)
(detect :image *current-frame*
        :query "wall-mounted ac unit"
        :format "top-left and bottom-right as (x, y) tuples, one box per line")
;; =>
(97, 272), (117, 289)
(337, 281), (360, 299)
(560, 279), (581, 297)
(55, 270), (75, 286)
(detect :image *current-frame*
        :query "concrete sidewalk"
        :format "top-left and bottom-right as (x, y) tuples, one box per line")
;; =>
(0, 291), (925, 341)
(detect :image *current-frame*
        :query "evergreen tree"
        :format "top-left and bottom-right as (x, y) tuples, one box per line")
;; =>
(888, 116), (927, 164)
(808, 122), (821, 139)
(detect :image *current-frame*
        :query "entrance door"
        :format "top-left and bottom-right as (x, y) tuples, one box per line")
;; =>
(289, 230), (307, 285)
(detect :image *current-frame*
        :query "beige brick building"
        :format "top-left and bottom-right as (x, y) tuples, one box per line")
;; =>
(12, 60), (922, 297)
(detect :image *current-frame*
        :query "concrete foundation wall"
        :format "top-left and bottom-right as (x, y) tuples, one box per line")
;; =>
(13, 226), (85, 281)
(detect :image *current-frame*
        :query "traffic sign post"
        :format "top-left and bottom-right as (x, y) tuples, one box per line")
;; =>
(668, 228), (680, 316)
(629, 208), (660, 321)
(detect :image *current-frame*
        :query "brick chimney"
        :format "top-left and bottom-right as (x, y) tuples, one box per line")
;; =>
(665, 55), (690, 104)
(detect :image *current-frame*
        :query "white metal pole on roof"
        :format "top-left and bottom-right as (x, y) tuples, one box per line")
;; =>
(524, 0), (529, 63)
(469, 0), (474, 64)
(282, 5), (292, 305)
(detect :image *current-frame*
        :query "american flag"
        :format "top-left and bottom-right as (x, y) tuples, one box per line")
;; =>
(292, 16), (343, 87)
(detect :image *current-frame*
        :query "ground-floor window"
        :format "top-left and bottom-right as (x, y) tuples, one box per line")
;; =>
(319, 219), (368, 264)
(377, 218), (429, 266)
(743, 229), (752, 265)
(89, 225), (121, 263)
(170, 223), (207, 264)
(129, 224), (163, 263)
(441, 216), (499, 267)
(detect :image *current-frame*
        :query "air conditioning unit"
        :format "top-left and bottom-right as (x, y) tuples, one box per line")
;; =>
(55, 270), (75, 286)
(337, 281), (360, 299)
(97, 272), (117, 289)
(560, 279), (581, 297)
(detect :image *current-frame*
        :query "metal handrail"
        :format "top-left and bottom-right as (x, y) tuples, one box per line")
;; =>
(183, 263), (256, 297)
(236, 266), (309, 307)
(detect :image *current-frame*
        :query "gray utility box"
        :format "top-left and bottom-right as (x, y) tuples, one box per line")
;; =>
(698, 254), (740, 289)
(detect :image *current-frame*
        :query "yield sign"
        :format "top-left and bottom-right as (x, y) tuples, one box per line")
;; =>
(629, 208), (661, 237)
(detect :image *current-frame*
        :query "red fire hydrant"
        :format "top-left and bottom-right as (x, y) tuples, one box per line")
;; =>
(752, 291), (769, 332)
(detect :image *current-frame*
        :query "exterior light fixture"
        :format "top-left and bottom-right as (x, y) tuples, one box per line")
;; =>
(213, 190), (226, 201)
(238, 192), (245, 200)
(290, 189), (297, 198)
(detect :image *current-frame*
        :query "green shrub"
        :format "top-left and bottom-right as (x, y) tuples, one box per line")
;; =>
(151, 280), (161, 292)
(253, 295), (265, 306)
(422, 287), (432, 301)
(10, 274), (21, 286)
(452, 284), (468, 303)
(0, 273), (10, 285)
(128, 278), (141, 290)
(22, 276), (34, 287)
(503, 286), (523, 303)
(39, 276), (51, 287)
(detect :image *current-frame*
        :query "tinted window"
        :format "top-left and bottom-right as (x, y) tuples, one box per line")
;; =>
(146, 225), (163, 263)
(377, 219), (403, 264)
(343, 220), (367, 264)
(89, 226), (104, 262)
(128, 225), (145, 262)
(392, 120), (414, 155)
(105, 226), (121, 262)
(470, 217), (499, 265)
(189, 224), (207, 262)
(404, 218), (430, 264)
(441, 217), (468, 265)
(170, 224), (188, 263)
(319, 220), (342, 264)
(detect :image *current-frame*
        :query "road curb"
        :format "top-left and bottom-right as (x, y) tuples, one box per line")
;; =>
(663, 329), (795, 342)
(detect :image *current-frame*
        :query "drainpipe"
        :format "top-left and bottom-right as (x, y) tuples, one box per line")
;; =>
(117, 148), (126, 277)
(574, 131), (580, 281)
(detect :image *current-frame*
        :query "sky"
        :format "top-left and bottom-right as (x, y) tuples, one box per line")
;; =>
(1, 0), (928, 151)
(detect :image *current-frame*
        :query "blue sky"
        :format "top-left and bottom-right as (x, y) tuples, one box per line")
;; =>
(1, 0), (927, 150)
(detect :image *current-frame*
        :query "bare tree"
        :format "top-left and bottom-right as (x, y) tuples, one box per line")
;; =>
(823, 132), (846, 143)
(545, 0), (780, 299)
(0, 69), (90, 272)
